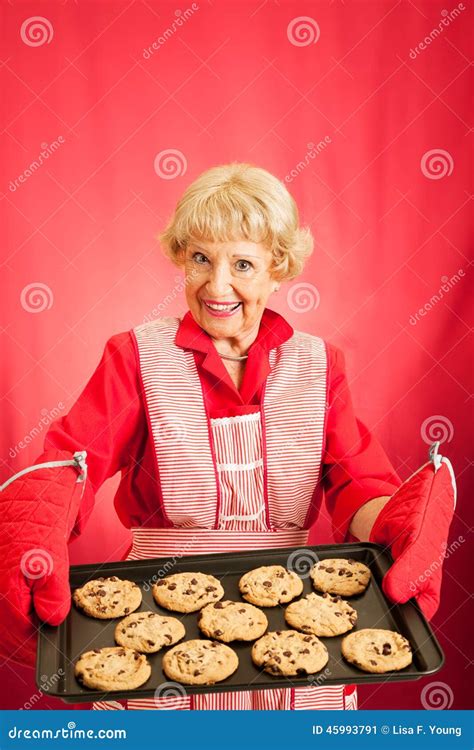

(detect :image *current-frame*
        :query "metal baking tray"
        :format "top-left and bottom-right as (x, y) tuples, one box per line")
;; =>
(36, 542), (445, 703)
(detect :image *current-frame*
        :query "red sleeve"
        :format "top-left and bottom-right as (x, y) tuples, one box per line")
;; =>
(322, 343), (402, 543)
(41, 331), (144, 536)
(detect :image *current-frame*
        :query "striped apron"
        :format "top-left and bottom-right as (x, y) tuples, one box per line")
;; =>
(93, 318), (357, 711)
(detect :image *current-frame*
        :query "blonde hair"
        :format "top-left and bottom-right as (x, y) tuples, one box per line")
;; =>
(157, 162), (314, 281)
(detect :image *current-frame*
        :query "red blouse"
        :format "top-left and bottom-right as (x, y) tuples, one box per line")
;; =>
(43, 308), (401, 543)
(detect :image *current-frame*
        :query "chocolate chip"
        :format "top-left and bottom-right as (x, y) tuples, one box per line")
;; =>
(148, 613), (155, 617)
(276, 572), (284, 578)
(382, 643), (392, 655)
(165, 634), (172, 642)
(296, 667), (307, 675)
(121, 629), (126, 633)
(112, 600), (119, 604)
(238, 609), (246, 613)
(129, 622), (137, 628)
(303, 636), (312, 642)
(301, 648), (310, 654)
(214, 602), (224, 609)
(262, 581), (272, 587)
(338, 569), (346, 576)
(118, 669), (125, 674)
(283, 650), (292, 657)
(193, 669), (201, 676)
(110, 577), (118, 582)
(205, 586), (217, 592)
(370, 659), (377, 665)
(346, 572), (353, 577)
(156, 581), (166, 586)
(97, 590), (106, 597)
(281, 590), (287, 595)
(93, 649), (101, 654)
(124, 607), (130, 614)
(190, 578), (198, 585)
(214, 629), (223, 636)
(168, 583), (177, 590)
(325, 567), (334, 573)
(147, 640), (155, 646)
(334, 612), (342, 617)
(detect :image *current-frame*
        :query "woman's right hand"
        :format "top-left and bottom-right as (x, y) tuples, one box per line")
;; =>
(0, 450), (87, 668)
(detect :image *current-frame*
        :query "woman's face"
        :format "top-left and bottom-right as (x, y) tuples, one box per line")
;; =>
(180, 239), (278, 342)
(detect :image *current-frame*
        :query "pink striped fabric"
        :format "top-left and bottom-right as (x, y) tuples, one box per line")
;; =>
(212, 412), (267, 531)
(92, 317), (355, 711)
(264, 336), (327, 528)
(133, 318), (327, 530)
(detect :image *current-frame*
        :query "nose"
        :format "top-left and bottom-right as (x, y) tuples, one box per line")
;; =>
(204, 262), (233, 296)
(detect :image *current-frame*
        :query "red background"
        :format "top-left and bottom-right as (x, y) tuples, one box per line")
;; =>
(1, 0), (472, 710)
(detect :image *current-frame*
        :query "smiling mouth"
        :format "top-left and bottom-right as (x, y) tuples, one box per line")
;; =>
(203, 301), (242, 312)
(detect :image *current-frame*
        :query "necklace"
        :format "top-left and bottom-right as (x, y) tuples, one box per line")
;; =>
(217, 352), (249, 362)
(218, 353), (249, 361)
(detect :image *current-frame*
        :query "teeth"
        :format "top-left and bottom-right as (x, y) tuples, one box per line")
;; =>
(205, 302), (240, 311)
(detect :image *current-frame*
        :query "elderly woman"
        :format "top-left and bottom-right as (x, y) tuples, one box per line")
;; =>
(0, 163), (454, 711)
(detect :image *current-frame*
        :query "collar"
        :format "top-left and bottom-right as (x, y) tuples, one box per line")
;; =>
(175, 307), (294, 355)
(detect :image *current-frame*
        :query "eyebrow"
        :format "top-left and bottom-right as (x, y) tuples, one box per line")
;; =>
(192, 246), (261, 259)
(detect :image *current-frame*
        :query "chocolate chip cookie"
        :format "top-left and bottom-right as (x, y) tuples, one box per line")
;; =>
(341, 628), (413, 673)
(162, 639), (239, 685)
(285, 592), (357, 636)
(114, 611), (185, 653)
(310, 558), (371, 596)
(239, 565), (303, 607)
(75, 646), (151, 691)
(252, 630), (329, 677)
(152, 572), (224, 613)
(73, 576), (142, 619)
(198, 600), (268, 642)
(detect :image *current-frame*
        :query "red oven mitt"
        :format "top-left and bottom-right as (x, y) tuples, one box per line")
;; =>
(369, 441), (456, 620)
(0, 449), (89, 668)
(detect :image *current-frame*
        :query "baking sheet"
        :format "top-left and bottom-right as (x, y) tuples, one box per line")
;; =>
(36, 542), (445, 703)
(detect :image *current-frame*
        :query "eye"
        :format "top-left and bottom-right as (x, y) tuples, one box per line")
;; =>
(235, 259), (253, 272)
(192, 252), (209, 264)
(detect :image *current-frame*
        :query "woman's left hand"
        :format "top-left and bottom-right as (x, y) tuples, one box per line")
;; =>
(369, 444), (456, 621)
